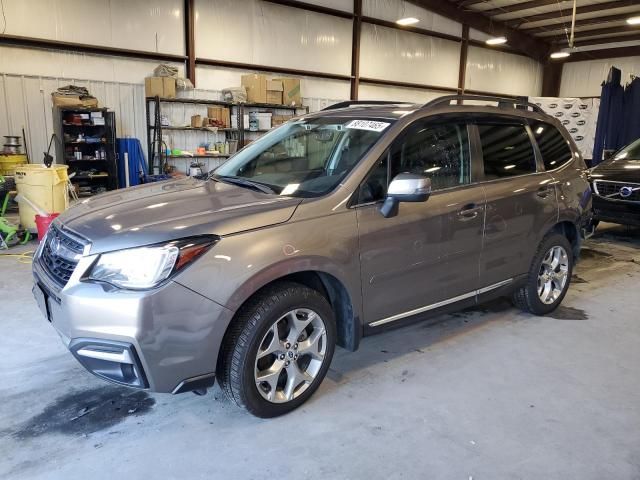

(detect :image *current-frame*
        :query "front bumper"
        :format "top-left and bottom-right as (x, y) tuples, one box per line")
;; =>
(33, 254), (234, 393)
(593, 196), (640, 226)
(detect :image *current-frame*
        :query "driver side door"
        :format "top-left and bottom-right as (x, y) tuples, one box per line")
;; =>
(355, 119), (486, 327)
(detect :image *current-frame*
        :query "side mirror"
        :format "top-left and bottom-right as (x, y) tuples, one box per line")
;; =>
(602, 149), (616, 161)
(380, 173), (432, 218)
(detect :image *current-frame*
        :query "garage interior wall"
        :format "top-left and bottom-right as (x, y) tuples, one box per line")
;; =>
(560, 56), (640, 98)
(1, 0), (544, 164)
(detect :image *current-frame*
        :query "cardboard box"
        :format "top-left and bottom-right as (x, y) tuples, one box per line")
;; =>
(266, 80), (283, 105)
(272, 114), (293, 126)
(145, 76), (176, 98)
(52, 94), (98, 108)
(275, 77), (302, 106)
(145, 77), (164, 97)
(207, 106), (231, 128)
(191, 115), (201, 127)
(163, 77), (176, 98)
(241, 74), (268, 103)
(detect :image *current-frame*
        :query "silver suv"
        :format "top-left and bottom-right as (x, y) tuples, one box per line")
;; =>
(33, 96), (592, 417)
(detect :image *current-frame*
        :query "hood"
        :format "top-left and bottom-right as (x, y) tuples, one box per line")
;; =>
(58, 178), (302, 254)
(590, 158), (640, 183)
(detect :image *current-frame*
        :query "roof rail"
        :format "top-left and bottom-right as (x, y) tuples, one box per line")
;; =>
(322, 100), (410, 111)
(423, 95), (544, 114)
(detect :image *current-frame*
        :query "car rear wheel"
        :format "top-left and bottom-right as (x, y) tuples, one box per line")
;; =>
(218, 281), (336, 418)
(512, 233), (573, 315)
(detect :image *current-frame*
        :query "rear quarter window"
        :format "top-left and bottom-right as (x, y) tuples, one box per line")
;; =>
(530, 121), (574, 170)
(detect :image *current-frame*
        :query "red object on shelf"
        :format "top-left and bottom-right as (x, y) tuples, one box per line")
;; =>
(35, 213), (60, 241)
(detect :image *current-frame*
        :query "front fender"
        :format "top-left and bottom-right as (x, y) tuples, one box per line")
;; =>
(174, 209), (363, 332)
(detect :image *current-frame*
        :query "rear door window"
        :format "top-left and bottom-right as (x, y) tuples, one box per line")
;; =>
(477, 124), (537, 179)
(530, 121), (573, 170)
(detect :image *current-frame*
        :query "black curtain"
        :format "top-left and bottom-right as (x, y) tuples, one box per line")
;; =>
(622, 76), (640, 146)
(593, 67), (625, 165)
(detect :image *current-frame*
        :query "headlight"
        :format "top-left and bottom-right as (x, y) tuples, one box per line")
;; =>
(87, 236), (217, 289)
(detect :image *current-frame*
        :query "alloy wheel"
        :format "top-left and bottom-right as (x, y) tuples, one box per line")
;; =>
(254, 308), (327, 403)
(537, 245), (569, 305)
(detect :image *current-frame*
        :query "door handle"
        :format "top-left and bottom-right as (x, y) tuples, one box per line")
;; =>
(536, 185), (553, 198)
(457, 203), (483, 221)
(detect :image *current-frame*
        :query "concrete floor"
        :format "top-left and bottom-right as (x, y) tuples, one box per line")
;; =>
(1, 223), (640, 480)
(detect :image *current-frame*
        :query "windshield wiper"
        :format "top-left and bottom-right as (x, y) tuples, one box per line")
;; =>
(211, 175), (277, 194)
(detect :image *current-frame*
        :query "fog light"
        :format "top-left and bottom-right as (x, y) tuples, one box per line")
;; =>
(70, 339), (148, 388)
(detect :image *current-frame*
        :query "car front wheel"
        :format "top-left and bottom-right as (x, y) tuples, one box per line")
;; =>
(218, 282), (336, 418)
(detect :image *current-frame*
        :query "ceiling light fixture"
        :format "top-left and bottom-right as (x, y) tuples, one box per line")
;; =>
(550, 51), (571, 59)
(396, 17), (419, 26)
(486, 36), (507, 46)
(627, 16), (640, 25)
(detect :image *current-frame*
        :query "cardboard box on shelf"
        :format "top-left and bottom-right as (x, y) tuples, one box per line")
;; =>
(145, 77), (164, 97)
(241, 74), (268, 103)
(201, 117), (209, 127)
(274, 77), (302, 106)
(207, 107), (231, 128)
(266, 80), (283, 105)
(145, 76), (176, 98)
(255, 112), (272, 130)
(190, 115), (201, 127)
(52, 94), (98, 108)
(163, 77), (176, 98)
(272, 114), (294, 126)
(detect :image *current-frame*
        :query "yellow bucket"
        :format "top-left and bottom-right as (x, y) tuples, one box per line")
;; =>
(0, 154), (28, 175)
(14, 164), (69, 233)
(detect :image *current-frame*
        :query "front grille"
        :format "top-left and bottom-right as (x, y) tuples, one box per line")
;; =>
(593, 180), (640, 202)
(39, 224), (86, 287)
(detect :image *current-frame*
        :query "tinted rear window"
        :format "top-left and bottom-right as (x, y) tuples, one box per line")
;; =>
(478, 124), (537, 179)
(531, 121), (573, 170)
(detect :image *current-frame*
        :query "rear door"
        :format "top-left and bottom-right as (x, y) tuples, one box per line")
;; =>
(355, 118), (486, 326)
(473, 121), (557, 288)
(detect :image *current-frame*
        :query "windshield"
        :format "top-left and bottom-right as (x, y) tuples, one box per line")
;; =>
(610, 138), (640, 163)
(213, 116), (392, 197)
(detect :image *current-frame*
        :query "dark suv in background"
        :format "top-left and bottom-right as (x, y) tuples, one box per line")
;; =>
(33, 95), (592, 417)
(588, 138), (640, 226)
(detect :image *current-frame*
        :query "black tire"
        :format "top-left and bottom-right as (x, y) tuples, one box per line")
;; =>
(512, 232), (574, 315)
(217, 281), (336, 418)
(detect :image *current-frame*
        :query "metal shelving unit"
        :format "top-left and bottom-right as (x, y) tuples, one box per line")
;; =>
(54, 106), (117, 196)
(145, 96), (309, 173)
(146, 96), (241, 174)
(238, 103), (308, 146)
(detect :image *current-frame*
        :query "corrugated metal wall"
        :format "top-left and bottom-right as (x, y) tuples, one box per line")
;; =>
(0, 72), (346, 169)
(0, 74), (147, 165)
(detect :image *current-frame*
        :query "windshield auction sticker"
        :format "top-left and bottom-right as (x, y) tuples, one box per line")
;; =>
(345, 120), (390, 132)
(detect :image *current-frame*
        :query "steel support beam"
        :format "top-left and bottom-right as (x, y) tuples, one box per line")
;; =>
(458, 25), (470, 95)
(406, 0), (551, 59)
(185, 0), (196, 86)
(351, 0), (362, 100)
(541, 62), (563, 96)
(0, 34), (187, 63)
(507, 1), (639, 28)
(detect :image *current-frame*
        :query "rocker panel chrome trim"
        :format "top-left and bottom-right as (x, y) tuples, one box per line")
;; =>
(368, 278), (513, 327)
